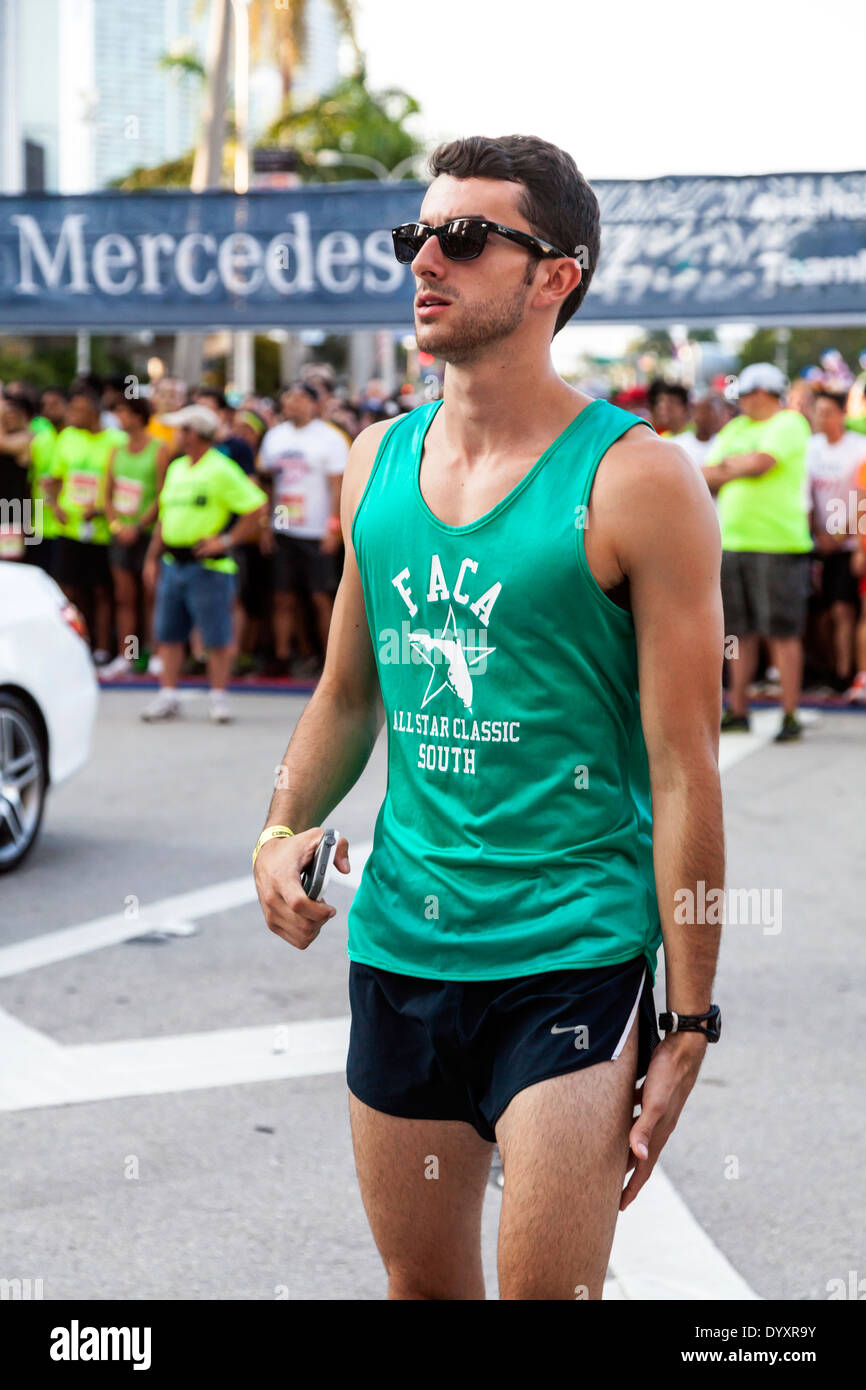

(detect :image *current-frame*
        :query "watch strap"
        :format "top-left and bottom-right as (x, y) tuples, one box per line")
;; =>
(658, 1004), (721, 1042)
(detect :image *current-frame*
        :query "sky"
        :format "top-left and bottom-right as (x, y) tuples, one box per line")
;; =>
(354, 0), (864, 370)
(354, 0), (864, 181)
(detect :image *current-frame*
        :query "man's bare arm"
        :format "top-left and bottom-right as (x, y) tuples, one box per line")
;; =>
(254, 418), (398, 951)
(589, 432), (725, 1207)
(624, 440), (725, 1014)
(262, 423), (392, 833)
(702, 450), (775, 492)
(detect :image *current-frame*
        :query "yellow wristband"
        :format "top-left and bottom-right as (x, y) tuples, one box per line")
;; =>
(252, 824), (294, 868)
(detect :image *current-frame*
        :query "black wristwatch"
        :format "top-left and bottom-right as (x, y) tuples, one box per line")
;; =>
(658, 1004), (721, 1043)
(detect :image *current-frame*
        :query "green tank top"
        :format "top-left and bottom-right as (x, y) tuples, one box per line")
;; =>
(347, 398), (662, 982)
(111, 436), (160, 527)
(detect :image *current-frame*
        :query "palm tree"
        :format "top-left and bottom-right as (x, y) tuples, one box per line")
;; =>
(248, 0), (360, 101)
(192, 0), (359, 191)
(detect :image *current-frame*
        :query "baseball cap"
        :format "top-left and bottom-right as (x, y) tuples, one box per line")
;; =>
(735, 363), (788, 398)
(161, 404), (222, 437)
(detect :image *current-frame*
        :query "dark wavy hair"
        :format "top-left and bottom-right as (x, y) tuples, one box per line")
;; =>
(428, 134), (601, 334)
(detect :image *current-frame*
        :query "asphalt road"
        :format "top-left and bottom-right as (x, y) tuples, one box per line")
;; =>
(0, 688), (863, 1300)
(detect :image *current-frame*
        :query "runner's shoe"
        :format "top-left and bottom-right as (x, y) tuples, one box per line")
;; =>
(92, 649), (112, 668)
(140, 689), (180, 722)
(291, 654), (324, 679)
(720, 710), (750, 733)
(208, 690), (232, 724)
(100, 654), (135, 681)
(147, 653), (164, 677)
(845, 671), (866, 704)
(774, 712), (803, 743)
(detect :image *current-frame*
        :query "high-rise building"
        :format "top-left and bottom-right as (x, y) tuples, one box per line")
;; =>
(0, 0), (202, 192)
(1, 0), (345, 195)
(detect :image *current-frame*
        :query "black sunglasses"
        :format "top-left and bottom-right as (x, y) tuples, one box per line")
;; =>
(391, 218), (574, 265)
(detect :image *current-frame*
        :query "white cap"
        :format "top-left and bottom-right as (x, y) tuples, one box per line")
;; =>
(735, 362), (788, 398)
(161, 404), (221, 437)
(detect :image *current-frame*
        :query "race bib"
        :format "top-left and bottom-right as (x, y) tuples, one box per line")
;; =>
(114, 477), (144, 516)
(68, 470), (100, 509)
(275, 455), (309, 528)
(0, 525), (25, 560)
(275, 490), (307, 527)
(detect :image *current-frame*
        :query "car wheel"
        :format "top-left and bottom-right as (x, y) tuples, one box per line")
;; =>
(0, 692), (47, 873)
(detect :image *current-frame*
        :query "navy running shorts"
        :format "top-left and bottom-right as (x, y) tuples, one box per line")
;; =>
(346, 954), (659, 1143)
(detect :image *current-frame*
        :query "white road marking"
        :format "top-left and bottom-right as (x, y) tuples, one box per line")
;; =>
(610, 1167), (760, 1300)
(0, 1012), (350, 1111)
(0, 841), (374, 978)
(1, 718), (805, 1296)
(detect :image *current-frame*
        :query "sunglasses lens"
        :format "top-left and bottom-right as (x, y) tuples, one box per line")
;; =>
(439, 222), (487, 260)
(392, 225), (423, 263)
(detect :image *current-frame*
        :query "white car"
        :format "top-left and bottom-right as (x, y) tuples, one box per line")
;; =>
(0, 561), (98, 871)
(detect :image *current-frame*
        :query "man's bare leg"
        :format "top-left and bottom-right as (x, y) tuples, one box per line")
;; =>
(495, 1019), (639, 1300)
(726, 631), (759, 717)
(769, 634), (803, 716)
(273, 590), (311, 662)
(348, 1092), (494, 1300)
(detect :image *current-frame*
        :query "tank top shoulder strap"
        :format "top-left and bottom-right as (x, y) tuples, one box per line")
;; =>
(351, 399), (442, 549)
(380, 398), (442, 469)
(566, 400), (656, 507)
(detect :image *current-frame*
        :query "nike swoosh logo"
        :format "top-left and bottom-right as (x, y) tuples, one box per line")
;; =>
(550, 1024), (584, 1035)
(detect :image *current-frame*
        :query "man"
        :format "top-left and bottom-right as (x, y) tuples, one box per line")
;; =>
(676, 390), (723, 470)
(102, 396), (169, 680)
(195, 386), (256, 475)
(703, 363), (812, 741)
(100, 374), (127, 431)
(257, 381), (348, 677)
(140, 405), (267, 724)
(230, 406), (271, 674)
(27, 386), (67, 574)
(302, 362), (353, 445)
(648, 380), (691, 439)
(806, 391), (866, 693)
(49, 385), (126, 663)
(253, 134), (724, 1301)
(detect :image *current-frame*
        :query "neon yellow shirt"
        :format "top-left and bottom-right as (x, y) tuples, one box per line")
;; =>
(158, 447), (266, 573)
(29, 424), (60, 539)
(705, 409), (812, 552)
(51, 427), (127, 544)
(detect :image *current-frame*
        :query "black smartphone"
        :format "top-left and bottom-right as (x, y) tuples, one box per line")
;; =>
(301, 829), (338, 901)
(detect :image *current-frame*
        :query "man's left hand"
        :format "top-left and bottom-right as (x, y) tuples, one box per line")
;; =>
(194, 534), (227, 559)
(620, 1031), (707, 1211)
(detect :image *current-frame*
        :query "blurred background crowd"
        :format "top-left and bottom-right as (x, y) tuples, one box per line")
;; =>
(1, 345), (865, 723)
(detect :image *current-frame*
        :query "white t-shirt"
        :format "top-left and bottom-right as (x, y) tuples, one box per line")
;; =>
(258, 418), (348, 539)
(674, 430), (718, 468)
(807, 430), (866, 549)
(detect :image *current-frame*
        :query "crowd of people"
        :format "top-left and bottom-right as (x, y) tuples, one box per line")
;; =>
(1, 353), (865, 728)
(615, 360), (866, 734)
(0, 362), (421, 721)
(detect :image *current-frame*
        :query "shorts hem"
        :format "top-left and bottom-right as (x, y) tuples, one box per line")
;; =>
(346, 1082), (483, 1134)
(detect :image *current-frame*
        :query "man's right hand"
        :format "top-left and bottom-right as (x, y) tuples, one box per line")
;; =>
(255, 825), (351, 951)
